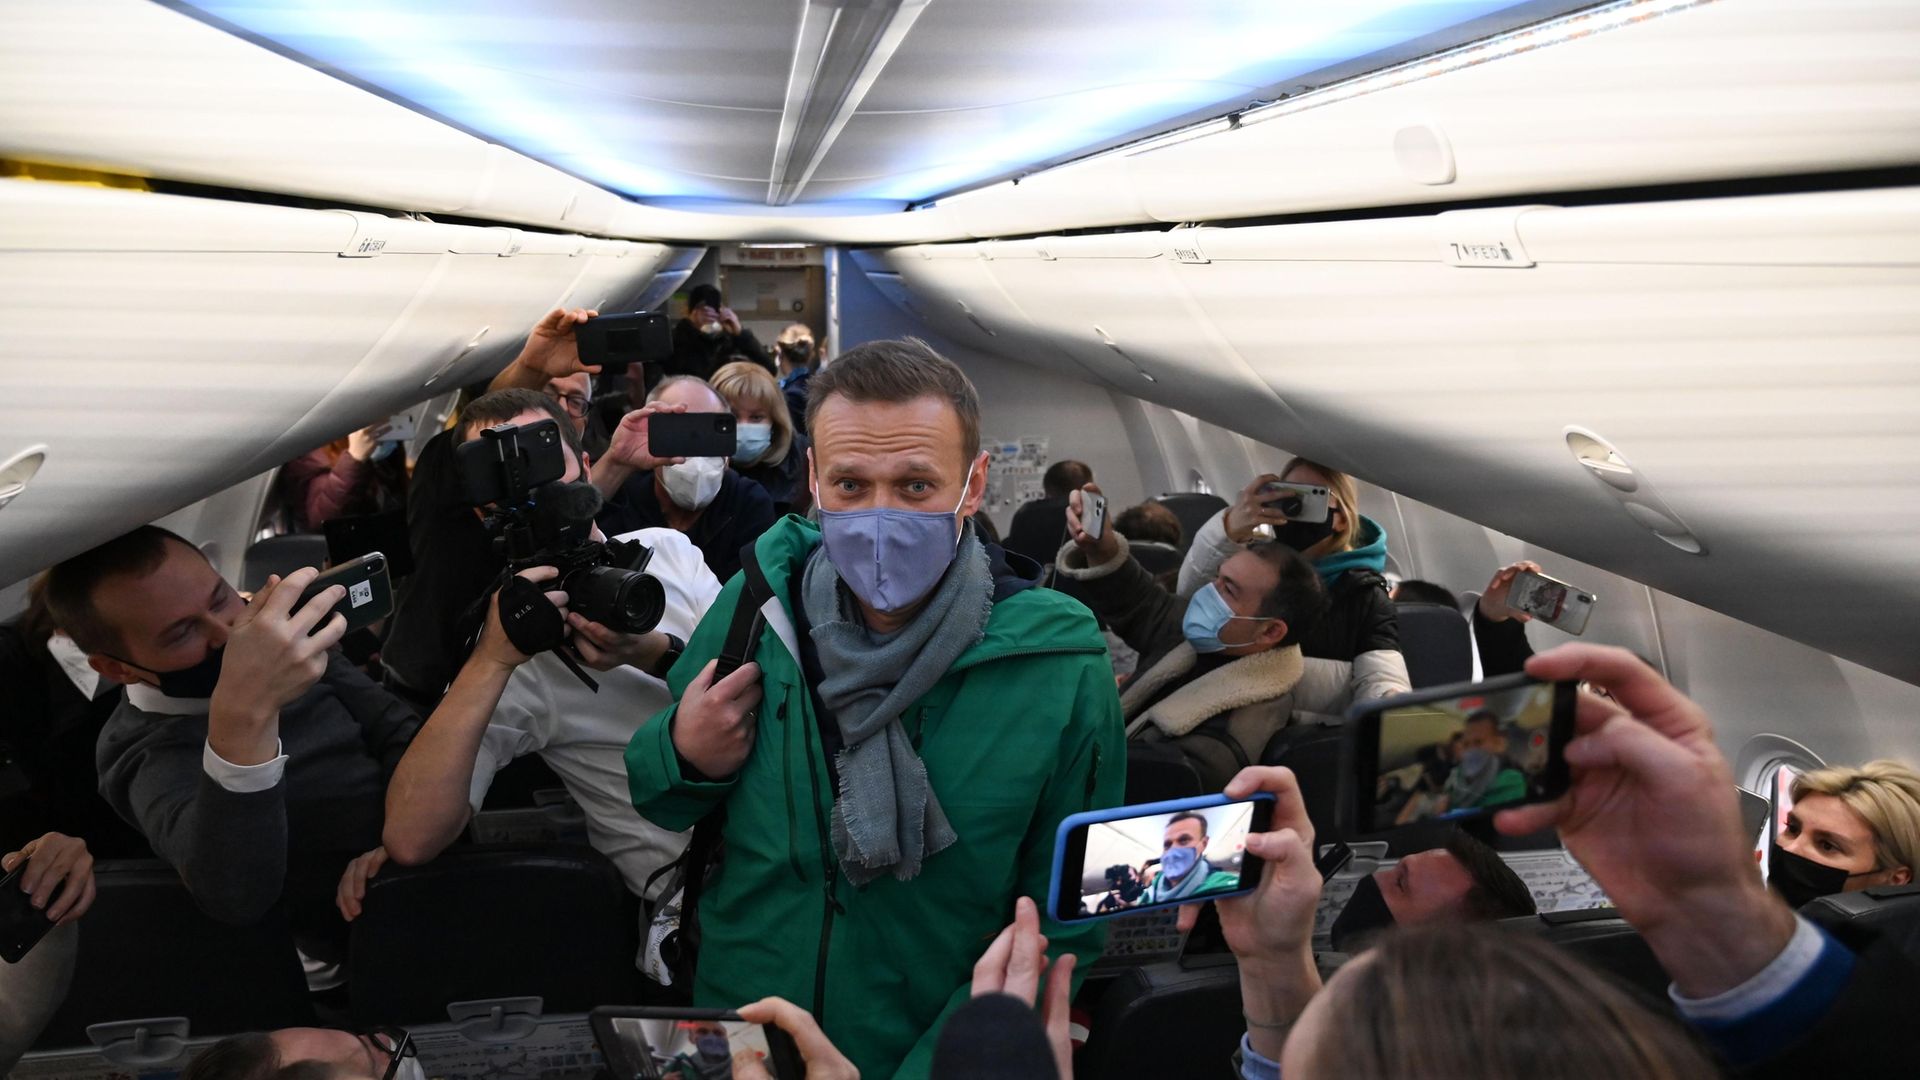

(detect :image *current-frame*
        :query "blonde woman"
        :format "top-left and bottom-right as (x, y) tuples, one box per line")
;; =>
(1771, 759), (1920, 907)
(710, 361), (811, 517)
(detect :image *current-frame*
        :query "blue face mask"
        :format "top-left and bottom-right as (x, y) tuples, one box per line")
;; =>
(369, 439), (400, 463)
(695, 1034), (730, 1061)
(1181, 583), (1269, 653)
(1160, 844), (1200, 881)
(813, 457), (977, 613)
(732, 422), (773, 465)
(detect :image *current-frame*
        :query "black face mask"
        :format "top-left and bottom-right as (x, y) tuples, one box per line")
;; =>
(1769, 840), (1868, 909)
(1273, 518), (1336, 554)
(1330, 872), (1396, 953)
(110, 646), (227, 699)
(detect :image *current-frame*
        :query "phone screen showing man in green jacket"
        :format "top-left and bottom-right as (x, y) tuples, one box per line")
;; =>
(626, 338), (1126, 1079)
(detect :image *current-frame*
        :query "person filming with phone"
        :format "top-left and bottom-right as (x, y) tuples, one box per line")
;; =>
(594, 375), (776, 583)
(669, 284), (768, 381)
(1178, 462), (1410, 703)
(625, 337), (1123, 1079)
(41, 528), (420, 950)
(1053, 479), (1344, 792)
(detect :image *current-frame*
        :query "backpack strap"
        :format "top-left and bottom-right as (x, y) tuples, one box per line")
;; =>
(675, 540), (778, 977)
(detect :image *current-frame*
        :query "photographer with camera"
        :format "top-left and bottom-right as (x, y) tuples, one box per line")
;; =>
(342, 392), (725, 926)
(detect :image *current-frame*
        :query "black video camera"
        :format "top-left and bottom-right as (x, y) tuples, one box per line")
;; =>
(576, 311), (673, 373)
(455, 419), (666, 645)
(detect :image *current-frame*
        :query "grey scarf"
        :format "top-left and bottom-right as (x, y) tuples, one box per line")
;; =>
(801, 526), (992, 884)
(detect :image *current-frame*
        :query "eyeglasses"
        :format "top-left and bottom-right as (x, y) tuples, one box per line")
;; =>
(367, 1027), (416, 1080)
(544, 390), (590, 418)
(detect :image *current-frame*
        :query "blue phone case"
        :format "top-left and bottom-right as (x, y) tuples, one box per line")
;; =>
(1047, 792), (1276, 923)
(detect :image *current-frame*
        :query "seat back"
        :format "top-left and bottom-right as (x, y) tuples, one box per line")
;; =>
(1802, 882), (1920, 965)
(34, 861), (313, 1049)
(1260, 719), (1349, 839)
(1127, 541), (1182, 580)
(348, 846), (641, 1026)
(1501, 908), (1671, 1002)
(1149, 494), (1226, 553)
(1079, 959), (1244, 1077)
(1394, 601), (1474, 688)
(240, 534), (330, 593)
(1123, 740), (1206, 805)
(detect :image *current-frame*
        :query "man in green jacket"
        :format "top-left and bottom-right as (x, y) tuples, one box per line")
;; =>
(626, 338), (1125, 1079)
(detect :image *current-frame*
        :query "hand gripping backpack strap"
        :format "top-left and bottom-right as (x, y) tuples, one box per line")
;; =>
(673, 541), (777, 984)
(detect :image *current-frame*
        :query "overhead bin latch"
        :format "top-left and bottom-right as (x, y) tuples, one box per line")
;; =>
(1434, 207), (1550, 269)
(329, 209), (395, 258)
(1169, 228), (1210, 265)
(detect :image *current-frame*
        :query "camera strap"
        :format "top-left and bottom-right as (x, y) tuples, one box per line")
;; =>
(497, 574), (599, 693)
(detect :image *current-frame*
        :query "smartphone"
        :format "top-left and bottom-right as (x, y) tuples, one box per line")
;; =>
(381, 406), (421, 444)
(1347, 673), (1576, 836)
(649, 412), (737, 459)
(1507, 570), (1596, 635)
(577, 311), (673, 372)
(456, 418), (568, 506)
(1081, 491), (1108, 542)
(295, 552), (393, 636)
(1257, 482), (1330, 523)
(589, 1007), (802, 1080)
(1, 864), (58, 963)
(1050, 793), (1274, 923)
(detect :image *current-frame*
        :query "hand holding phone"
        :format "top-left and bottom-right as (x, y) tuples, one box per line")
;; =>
(1050, 792), (1273, 922)
(590, 1007), (804, 1080)
(1257, 481), (1330, 523)
(1214, 767), (1326, 997)
(2, 832), (95, 961)
(1080, 490), (1108, 542)
(296, 553), (393, 637)
(1348, 673), (1576, 836)
(1506, 569), (1597, 635)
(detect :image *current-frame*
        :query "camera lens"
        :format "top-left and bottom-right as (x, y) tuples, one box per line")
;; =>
(565, 566), (665, 634)
(1279, 495), (1303, 518)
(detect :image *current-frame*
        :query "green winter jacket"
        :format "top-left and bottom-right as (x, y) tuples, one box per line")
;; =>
(627, 516), (1126, 1079)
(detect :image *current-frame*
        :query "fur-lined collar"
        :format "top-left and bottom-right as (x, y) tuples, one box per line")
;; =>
(1122, 643), (1306, 737)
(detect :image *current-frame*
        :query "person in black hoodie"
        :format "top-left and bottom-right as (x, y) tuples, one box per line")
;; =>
(668, 283), (768, 380)
(710, 360), (812, 518)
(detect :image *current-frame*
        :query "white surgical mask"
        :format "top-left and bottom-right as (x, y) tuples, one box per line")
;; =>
(732, 422), (774, 465)
(661, 457), (726, 511)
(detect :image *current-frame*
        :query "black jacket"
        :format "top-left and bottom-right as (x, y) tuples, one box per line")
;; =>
(1300, 569), (1399, 664)
(1744, 920), (1917, 1078)
(782, 368), (813, 437)
(596, 468), (778, 583)
(738, 435), (811, 518)
(667, 319), (769, 381)
(1472, 603), (1535, 677)
(0, 621), (148, 857)
(380, 429), (500, 705)
(1003, 496), (1071, 571)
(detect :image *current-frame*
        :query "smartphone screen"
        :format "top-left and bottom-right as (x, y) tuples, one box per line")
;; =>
(592, 1009), (798, 1080)
(1052, 794), (1272, 922)
(1, 866), (58, 963)
(1355, 675), (1575, 834)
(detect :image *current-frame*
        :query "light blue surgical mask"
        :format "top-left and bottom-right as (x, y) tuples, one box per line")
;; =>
(812, 456), (978, 613)
(1159, 844), (1199, 881)
(1181, 583), (1269, 653)
(370, 439), (400, 463)
(732, 422), (773, 465)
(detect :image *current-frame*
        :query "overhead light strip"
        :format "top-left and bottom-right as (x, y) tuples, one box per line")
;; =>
(767, 0), (931, 207)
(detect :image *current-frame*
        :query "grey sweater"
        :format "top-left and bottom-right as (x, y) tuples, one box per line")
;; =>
(96, 652), (419, 926)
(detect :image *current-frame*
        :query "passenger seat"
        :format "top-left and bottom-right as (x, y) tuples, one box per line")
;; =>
(347, 845), (643, 1025)
(1392, 601), (1474, 689)
(1149, 494), (1227, 555)
(1078, 959), (1244, 1077)
(33, 861), (313, 1049)
(1802, 882), (1920, 965)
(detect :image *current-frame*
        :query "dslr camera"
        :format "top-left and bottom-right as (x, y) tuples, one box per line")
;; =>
(455, 418), (666, 637)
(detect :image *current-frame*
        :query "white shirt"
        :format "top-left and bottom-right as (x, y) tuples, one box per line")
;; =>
(467, 528), (723, 899)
